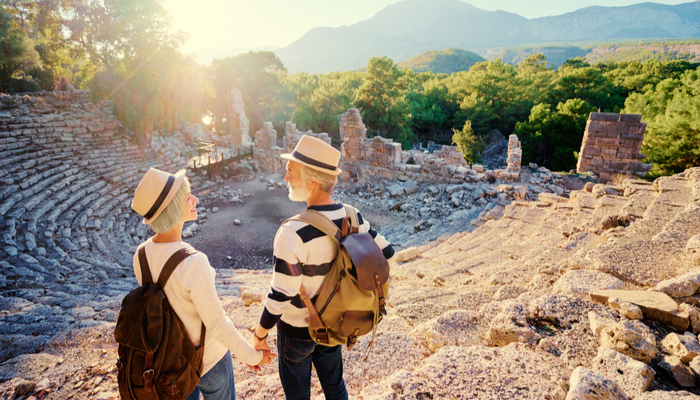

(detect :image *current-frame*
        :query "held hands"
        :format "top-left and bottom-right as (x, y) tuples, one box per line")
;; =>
(246, 349), (276, 372)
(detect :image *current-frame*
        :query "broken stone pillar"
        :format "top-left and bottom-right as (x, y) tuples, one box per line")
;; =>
(283, 121), (331, 152)
(576, 112), (652, 183)
(254, 122), (277, 150)
(338, 108), (367, 162)
(496, 134), (521, 182)
(228, 89), (252, 146)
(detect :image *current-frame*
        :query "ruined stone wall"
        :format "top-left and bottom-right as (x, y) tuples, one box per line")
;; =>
(576, 112), (652, 182)
(339, 109), (401, 168)
(282, 121), (331, 152)
(228, 89), (251, 146)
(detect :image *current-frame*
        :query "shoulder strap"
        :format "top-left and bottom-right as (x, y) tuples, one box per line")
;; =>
(343, 204), (360, 234)
(289, 210), (342, 242)
(157, 247), (200, 288)
(138, 243), (154, 285)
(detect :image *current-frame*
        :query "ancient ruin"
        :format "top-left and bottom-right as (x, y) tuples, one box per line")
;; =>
(495, 134), (522, 182)
(577, 112), (652, 182)
(228, 89), (252, 146)
(1, 91), (700, 400)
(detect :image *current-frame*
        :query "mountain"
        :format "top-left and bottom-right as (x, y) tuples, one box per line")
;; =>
(276, 0), (700, 73)
(397, 48), (485, 73)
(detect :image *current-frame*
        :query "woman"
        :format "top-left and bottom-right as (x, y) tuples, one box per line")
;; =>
(131, 168), (275, 400)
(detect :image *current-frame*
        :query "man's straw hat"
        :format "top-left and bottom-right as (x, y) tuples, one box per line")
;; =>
(281, 135), (342, 175)
(132, 168), (187, 224)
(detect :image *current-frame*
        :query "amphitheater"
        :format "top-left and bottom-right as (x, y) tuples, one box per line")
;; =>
(0, 91), (699, 399)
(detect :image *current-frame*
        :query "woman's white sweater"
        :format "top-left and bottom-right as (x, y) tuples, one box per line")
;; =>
(132, 238), (262, 374)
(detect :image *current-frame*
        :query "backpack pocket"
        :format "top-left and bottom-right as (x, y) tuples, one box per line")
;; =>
(155, 353), (201, 400)
(336, 310), (375, 348)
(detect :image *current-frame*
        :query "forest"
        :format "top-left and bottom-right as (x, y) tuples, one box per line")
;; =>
(1, 0), (698, 178)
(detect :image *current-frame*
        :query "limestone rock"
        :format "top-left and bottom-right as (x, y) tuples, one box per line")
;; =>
(690, 355), (700, 377)
(565, 366), (629, 400)
(493, 285), (529, 301)
(634, 391), (700, 400)
(422, 310), (479, 352)
(240, 289), (265, 306)
(684, 234), (700, 265)
(487, 300), (539, 346)
(387, 184), (404, 197)
(0, 354), (60, 381)
(412, 343), (569, 400)
(394, 247), (421, 263)
(599, 320), (657, 364)
(553, 270), (624, 299)
(608, 297), (643, 320)
(402, 179), (418, 195)
(679, 303), (700, 335)
(590, 290), (690, 331)
(589, 311), (617, 339)
(661, 332), (700, 363)
(655, 268), (700, 298)
(591, 347), (654, 398)
(657, 355), (696, 387)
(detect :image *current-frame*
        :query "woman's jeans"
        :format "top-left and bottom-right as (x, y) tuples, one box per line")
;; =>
(186, 350), (236, 400)
(277, 332), (348, 400)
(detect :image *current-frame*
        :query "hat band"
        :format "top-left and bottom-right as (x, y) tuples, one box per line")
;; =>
(144, 175), (175, 220)
(293, 151), (336, 172)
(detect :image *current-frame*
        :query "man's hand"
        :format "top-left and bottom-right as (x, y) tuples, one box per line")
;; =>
(252, 334), (270, 352)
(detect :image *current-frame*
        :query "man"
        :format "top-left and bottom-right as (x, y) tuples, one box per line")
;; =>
(251, 135), (395, 400)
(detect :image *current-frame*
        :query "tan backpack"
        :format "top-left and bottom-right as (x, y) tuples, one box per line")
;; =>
(288, 204), (390, 355)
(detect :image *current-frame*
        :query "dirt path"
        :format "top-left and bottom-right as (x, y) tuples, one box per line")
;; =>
(186, 179), (305, 271)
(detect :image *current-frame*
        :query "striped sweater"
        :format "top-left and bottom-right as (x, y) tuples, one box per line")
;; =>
(260, 203), (395, 339)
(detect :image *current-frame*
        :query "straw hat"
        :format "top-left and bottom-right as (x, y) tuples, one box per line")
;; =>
(131, 168), (187, 224)
(281, 135), (342, 175)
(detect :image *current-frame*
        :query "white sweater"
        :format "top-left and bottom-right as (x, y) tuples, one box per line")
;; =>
(133, 238), (262, 374)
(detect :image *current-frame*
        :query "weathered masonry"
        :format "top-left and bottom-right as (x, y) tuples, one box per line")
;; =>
(577, 113), (652, 182)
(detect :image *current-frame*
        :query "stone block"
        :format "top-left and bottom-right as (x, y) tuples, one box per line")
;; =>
(662, 332), (700, 363)
(591, 347), (654, 397)
(565, 366), (628, 400)
(590, 289), (690, 331)
(657, 355), (696, 387)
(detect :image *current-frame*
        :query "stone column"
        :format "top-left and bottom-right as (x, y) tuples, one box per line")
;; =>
(228, 89), (252, 146)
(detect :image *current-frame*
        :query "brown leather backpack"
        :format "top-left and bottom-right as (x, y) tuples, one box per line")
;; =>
(114, 244), (205, 399)
(288, 204), (390, 357)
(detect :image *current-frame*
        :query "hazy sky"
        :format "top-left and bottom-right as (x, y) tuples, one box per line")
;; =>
(162, 0), (690, 62)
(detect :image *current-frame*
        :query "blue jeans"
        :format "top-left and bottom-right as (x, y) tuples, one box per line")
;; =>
(277, 332), (348, 400)
(186, 351), (236, 400)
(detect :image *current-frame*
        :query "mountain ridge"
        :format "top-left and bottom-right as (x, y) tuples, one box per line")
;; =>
(276, 0), (700, 73)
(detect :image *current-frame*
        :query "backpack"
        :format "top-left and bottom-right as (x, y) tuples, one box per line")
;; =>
(114, 244), (205, 400)
(288, 204), (390, 356)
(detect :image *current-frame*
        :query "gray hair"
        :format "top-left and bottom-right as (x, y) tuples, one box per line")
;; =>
(300, 164), (337, 194)
(150, 178), (190, 233)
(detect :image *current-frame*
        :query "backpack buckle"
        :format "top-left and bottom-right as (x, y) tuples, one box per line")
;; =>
(143, 368), (155, 378)
(316, 327), (330, 344)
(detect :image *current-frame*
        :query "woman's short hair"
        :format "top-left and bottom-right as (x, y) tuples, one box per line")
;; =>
(150, 178), (190, 233)
(300, 164), (337, 194)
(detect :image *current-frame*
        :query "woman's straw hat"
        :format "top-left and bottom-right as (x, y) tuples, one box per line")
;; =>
(131, 168), (187, 224)
(281, 135), (342, 175)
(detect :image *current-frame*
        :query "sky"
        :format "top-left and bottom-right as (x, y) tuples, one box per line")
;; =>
(162, 0), (691, 63)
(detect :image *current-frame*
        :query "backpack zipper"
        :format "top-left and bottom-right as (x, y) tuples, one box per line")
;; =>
(318, 269), (345, 317)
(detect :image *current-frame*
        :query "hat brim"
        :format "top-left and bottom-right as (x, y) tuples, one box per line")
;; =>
(281, 153), (342, 175)
(143, 169), (188, 224)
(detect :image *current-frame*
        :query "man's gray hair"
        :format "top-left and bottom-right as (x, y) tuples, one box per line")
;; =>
(150, 178), (190, 233)
(300, 164), (337, 194)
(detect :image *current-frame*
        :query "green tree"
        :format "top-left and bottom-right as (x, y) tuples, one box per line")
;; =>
(516, 98), (595, 171)
(452, 120), (485, 164)
(355, 56), (412, 148)
(548, 62), (621, 112)
(629, 70), (700, 177)
(0, 6), (31, 91)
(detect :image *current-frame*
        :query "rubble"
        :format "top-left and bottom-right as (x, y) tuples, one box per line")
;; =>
(565, 366), (628, 400)
(657, 355), (696, 387)
(590, 290), (691, 331)
(591, 347), (655, 398)
(662, 332), (700, 363)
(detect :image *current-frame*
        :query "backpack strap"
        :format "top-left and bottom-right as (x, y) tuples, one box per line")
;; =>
(299, 285), (329, 344)
(343, 204), (360, 234)
(289, 210), (342, 242)
(157, 248), (200, 288)
(137, 243), (154, 285)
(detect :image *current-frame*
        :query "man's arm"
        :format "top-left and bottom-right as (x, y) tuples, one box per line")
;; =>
(356, 209), (396, 261)
(254, 224), (304, 347)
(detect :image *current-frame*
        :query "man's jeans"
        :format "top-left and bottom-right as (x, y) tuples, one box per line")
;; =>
(186, 350), (236, 400)
(277, 332), (348, 400)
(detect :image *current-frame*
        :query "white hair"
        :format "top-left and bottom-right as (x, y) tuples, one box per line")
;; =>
(150, 178), (190, 234)
(299, 165), (337, 194)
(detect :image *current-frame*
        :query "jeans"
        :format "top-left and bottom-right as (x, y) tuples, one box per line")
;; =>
(186, 351), (236, 400)
(277, 332), (348, 400)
